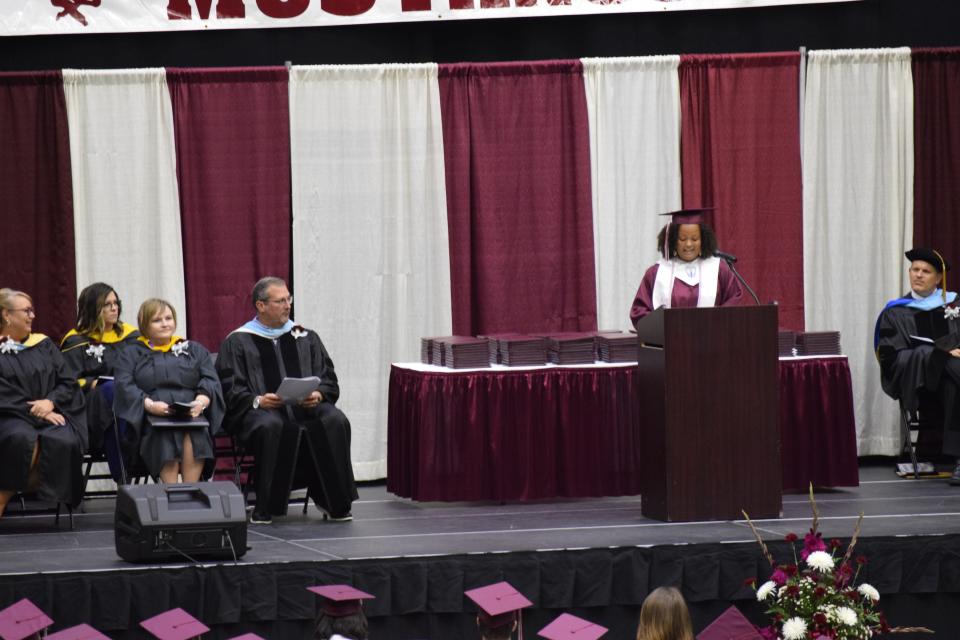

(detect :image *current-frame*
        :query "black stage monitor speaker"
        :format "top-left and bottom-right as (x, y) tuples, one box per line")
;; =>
(115, 481), (248, 562)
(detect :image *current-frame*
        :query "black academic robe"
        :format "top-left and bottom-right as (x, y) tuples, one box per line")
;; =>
(216, 327), (357, 517)
(60, 323), (140, 453)
(0, 335), (87, 506)
(876, 298), (960, 456)
(113, 339), (224, 478)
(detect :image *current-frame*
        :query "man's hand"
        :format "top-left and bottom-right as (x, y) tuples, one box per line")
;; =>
(258, 393), (284, 410)
(950, 348), (960, 358)
(298, 390), (323, 409)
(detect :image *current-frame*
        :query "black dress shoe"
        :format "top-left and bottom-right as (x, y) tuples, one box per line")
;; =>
(250, 510), (273, 524)
(950, 460), (960, 486)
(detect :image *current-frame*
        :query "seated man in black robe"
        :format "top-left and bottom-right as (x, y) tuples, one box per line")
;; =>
(875, 247), (960, 485)
(216, 277), (358, 524)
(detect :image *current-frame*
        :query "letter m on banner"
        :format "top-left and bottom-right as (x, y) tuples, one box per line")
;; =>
(168, 0), (246, 19)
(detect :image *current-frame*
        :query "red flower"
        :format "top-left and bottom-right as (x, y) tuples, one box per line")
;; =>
(801, 530), (827, 560)
(743, 576), (757, 587)
(771, 568), (788, 586)
(814, 586), (827, 598)
(813, 612), (828, 625)
(785, 585), (800, 597)
(879, 613), (890, 633)
(784, 564), (798, 577)
(758, 625), (779, 640)
(785, 532), (798, 542)
(829, 538), (842, 549)
(856, 554), (868, 565)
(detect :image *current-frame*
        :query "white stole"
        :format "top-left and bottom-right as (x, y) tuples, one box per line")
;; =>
(651, 256), (721, 311)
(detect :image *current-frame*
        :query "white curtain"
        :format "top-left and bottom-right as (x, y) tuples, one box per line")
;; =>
(62, 68), (187, 335)
(581, 56), (683, 331)
(802, 48), (914, 455)
(289, 64), (452, 481)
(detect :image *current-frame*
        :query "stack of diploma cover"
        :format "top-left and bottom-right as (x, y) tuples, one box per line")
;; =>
(796, 331), (841, 356)
(147, 401), (209, 429)
(595, 332), (637, 363)
(541, 332), (597, 365)
(438, 337), (491, 369)
(496, 335), (547, 367)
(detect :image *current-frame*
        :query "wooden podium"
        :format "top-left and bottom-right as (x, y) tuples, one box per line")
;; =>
(635, 305), (781, 521)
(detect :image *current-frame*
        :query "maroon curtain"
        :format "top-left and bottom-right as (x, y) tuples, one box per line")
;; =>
(167, 67), (291, 351)
(439, 61), (597, 336)
(0, 72), (76, 337)
(912, 48), (960, 263)
(680, 53), (804, 330)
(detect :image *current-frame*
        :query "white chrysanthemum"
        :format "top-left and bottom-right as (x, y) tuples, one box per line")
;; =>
(756, 580), (777, 601)
(782, 617), (807, 640)
(835, 606), (859, 626)
(858, 583), (880, 602)
(806, 550), (835, 572)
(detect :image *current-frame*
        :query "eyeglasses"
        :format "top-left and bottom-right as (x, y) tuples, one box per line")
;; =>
(267, 297), (293, 306)
(11, 307), (35, 317)
(103, 300), (121, 309)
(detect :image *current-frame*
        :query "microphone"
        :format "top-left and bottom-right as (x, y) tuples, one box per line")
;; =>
(715, 250), (738, 263)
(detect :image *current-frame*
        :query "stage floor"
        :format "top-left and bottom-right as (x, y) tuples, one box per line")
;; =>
(2, 462), (959, 575)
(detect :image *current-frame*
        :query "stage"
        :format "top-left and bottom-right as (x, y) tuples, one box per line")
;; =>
(1, 462), (958, 638)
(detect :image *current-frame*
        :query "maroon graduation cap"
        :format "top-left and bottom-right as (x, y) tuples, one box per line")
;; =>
(139, 607), (210, 640)
(307, 585), (375, 617)
(661, 207), (714, 226)
(46, 624), (111, 640)
(0, 598), (54, 640)
(538, 613), (608, 639)
(695, 606), (763, 640)
(224, 634), (266, 640)
(465, 581), (533, 639)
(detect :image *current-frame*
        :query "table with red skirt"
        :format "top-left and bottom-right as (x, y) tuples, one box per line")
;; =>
(387, 356), (859, 502)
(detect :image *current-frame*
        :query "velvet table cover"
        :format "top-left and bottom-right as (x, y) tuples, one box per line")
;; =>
(387, 357), (857, 502)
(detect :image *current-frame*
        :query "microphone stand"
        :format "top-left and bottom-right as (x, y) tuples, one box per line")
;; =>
(722, 256), (761, 305)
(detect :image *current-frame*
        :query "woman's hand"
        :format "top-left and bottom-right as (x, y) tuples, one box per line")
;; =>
(43, 411), (66, 426)
(144, 398), (170, 416)
(191, 394), (211, 417)
(951, 348), (960, 358)
(28, 399), (55, 419)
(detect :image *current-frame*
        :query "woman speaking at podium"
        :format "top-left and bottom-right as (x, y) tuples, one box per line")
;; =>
(630, 208), (742, 327)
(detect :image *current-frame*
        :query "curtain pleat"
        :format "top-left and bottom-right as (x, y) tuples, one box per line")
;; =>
(802, 48), (914, 455)
(62, 68), (187, 335)
(911, 48), (960, 263)
(581, 56), (682, 332)
(0, 71), (76, 335)
(680, 52), (805, 330)
(167, 67), (291, 351)
(289, 63), (452, 480)
(439, 61), (598, 335)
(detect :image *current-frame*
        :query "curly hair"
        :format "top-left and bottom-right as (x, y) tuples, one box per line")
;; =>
(655, 223), (718, 260)
(313, 611), (368, 640)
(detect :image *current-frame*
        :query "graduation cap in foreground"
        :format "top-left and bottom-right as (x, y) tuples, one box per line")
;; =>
(905, 247), (951, 272)
(307, 585), (375, 617)
(465, 581), (533, 639)
(140, 607), (210, 640)
(0, 598), (54, 640)
(224, 634), (266, 640)
(538, 613), (607, 639)
(660, 207), (715, 226)
(695, 606), (763, 640)
(46, 624), (111, 640)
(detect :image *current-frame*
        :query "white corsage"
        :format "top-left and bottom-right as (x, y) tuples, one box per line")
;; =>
(291, 325), (308, 339)
(86, 343), (106, 363)
(0, 337), (20, 355)
(944, 305), (960, 320)
(171, 340), (190, 358)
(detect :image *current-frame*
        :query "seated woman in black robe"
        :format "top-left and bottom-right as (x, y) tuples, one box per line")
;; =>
(875, 247), (960, 485)
(0, 288), (87, 518)
(113, 298), (223, 483)
(60, 282), (139, 479)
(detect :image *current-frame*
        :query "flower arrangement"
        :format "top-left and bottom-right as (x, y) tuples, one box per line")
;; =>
(743, 487), (932, 640)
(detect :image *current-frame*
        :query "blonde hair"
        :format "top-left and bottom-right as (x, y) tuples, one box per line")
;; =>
(636, 587), (694, 640)
(0, 288), (32, 331)
(137, 298), (177, 338)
